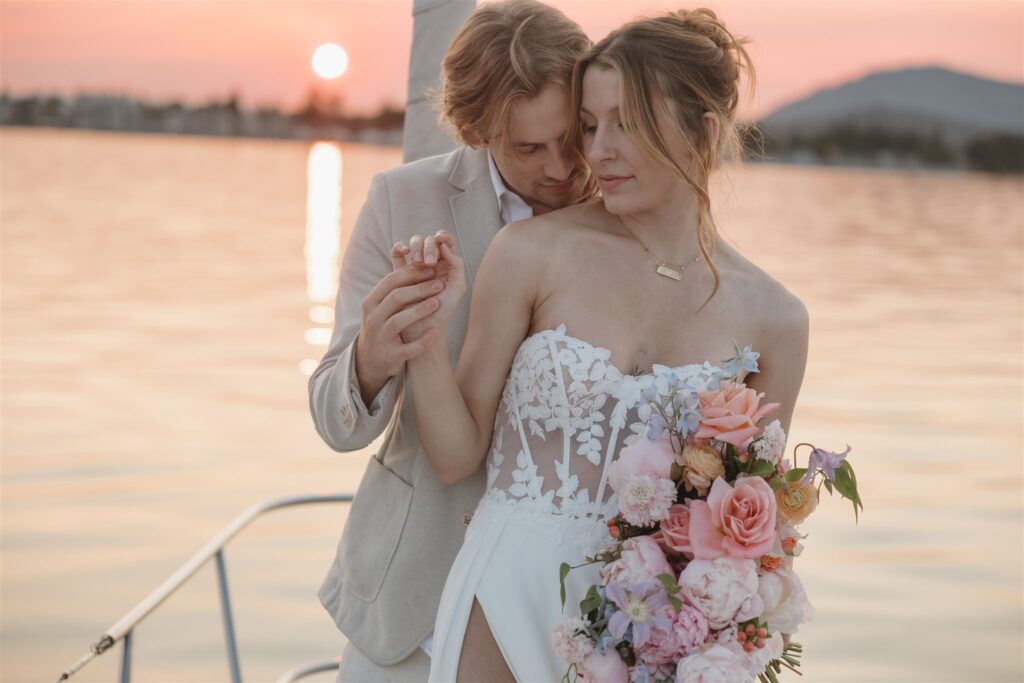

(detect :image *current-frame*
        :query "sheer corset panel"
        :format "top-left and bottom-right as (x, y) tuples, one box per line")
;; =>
(484, 324), (731, 521)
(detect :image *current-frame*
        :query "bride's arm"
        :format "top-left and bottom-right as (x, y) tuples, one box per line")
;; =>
(744, 293), (809, 437)
(406, 222), (543, 484)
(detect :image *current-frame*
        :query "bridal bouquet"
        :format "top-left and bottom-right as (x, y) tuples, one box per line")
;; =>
(554, 344), (862, 683)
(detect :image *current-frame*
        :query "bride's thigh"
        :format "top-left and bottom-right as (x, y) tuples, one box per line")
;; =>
(456, 597), (516, 683)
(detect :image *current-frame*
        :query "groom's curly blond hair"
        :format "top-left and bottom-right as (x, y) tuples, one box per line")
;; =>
(438, 0), (590, 154)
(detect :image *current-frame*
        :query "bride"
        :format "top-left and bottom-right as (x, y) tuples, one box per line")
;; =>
(392, 9), (808, 682)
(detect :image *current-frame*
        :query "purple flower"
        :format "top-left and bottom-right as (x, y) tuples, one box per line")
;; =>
(802, 445), (851, 485)
(605, 581), (673, 648)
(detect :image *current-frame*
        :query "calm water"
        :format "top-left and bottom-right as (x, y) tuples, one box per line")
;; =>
(2, 127), (1021, 683)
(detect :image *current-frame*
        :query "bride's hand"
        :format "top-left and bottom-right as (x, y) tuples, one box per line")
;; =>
(391, 231), (466, 342)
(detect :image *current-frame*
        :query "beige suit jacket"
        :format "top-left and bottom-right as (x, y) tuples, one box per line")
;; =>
(310, 145), (501, 665)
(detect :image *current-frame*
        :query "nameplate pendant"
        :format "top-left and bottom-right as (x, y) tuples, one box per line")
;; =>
(656, 263), (683, 280)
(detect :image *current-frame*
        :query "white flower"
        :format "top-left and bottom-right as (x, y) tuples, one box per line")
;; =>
(678, 557), (760, 630)
(618, 474), (676, 527)
(674, 643), (752, 683)
(757, 566), (815, 634)
(551, 617), (595, 665)
(752, 419), (786, 465)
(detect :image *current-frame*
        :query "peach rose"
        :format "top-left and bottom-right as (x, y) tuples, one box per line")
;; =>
(653, 502), (695, 557)
(681, 444), (725, 497)
(776, 479), (819, 525)
(695, 381), (780, 449)
(689, 477), (778, 560)
(608, 431), (676, 493)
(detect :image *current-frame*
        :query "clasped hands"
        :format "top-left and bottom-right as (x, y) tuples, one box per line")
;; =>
(389, 229), (466, 346)
(355, 229), (465, 387)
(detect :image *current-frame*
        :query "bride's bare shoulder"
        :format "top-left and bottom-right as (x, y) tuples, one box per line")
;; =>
(494, 199), (608, 253)
(718, 245), (808, 343)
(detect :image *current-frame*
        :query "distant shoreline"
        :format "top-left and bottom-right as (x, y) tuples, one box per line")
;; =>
(6, 124), (1018, 178)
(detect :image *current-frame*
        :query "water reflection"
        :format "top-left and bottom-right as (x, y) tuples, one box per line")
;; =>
(302, 141), (343, 375)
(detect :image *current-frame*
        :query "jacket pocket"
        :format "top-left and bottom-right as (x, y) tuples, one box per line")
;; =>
(341, 456), (415, 602)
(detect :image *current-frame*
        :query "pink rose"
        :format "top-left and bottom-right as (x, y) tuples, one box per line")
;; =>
(689, 477), (778, 560)
(600, 536), (672, 586)
(695, 381), (780, 449)
(652, 502), (694, 557)
(580, 647), (629, 683)
(608, 431), (676, 493)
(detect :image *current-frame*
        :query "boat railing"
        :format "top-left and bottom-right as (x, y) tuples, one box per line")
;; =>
(55, 492), (354, 683)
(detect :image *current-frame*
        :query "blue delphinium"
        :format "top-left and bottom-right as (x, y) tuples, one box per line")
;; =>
(722, 339), (760, 379)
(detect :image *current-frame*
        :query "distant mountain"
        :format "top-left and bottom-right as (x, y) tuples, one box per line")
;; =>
(754, 66), (1024, 172)
(759, 66), (1024, 143)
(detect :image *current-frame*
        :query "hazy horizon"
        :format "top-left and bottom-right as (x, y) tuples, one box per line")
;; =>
(2, 0), (1022, 120)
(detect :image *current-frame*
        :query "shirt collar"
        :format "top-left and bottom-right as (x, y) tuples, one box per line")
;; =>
(487, 150), (533, 225)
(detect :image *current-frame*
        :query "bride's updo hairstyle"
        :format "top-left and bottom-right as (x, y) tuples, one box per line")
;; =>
(572, 8), (756, 303)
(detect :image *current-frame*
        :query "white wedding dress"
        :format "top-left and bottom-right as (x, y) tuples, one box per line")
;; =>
(428, 324), (730, 683)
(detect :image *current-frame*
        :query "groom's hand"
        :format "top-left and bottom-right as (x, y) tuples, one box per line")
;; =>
(354, 261), (446, 407)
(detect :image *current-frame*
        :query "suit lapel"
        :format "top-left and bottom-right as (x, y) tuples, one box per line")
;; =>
(447, 147), (502, 290)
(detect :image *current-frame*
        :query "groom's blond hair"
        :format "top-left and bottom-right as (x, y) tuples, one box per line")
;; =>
(439, 0), (590, 153)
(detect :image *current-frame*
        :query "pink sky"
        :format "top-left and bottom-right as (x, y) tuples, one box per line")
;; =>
(1, 0), (1021, 120)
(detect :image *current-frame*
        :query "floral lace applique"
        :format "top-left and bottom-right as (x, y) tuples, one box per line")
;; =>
(490, 323), (726, 518)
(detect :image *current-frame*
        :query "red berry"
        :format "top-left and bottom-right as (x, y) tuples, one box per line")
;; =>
(756, 639), (766, 648)
(744, 624), (756, 635)
(737, 631), (747, 643)
(743, 642), (754, 653)
(757, 628), (767, 638)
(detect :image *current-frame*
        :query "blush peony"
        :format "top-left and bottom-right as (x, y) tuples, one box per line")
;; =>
(600, 536), (673, 586)
(677, 556), (760, 630)
(757, 566), (815, 634)
(674, 643), (751, 683)
(608, 430), (676, 493)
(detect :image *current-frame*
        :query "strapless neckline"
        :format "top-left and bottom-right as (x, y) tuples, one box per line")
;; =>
(521, 323), (732, 380)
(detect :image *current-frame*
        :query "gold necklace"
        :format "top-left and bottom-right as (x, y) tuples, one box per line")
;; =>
(619, 219), (700, 281)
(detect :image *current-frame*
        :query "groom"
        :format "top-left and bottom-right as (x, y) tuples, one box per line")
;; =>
(308, 1), (594, 680)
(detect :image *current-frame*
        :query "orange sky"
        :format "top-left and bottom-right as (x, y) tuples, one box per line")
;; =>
(1, 0), (1021, 120)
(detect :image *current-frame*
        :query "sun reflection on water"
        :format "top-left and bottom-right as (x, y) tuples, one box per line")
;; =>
(302, 141), (343, 375)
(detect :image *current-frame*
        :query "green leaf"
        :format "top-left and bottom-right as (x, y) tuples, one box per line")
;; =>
(559, 563), (570, 609)
(656, 572), (680, 594)
(769, 476), (783, 491)
(579, 585), (602, 618)
(784, 467), (807, 484)
(832, 461), (864, 523)
(749, 459), (775, 479)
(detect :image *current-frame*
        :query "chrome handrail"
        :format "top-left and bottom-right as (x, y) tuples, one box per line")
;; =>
(55, 493), (354, 683)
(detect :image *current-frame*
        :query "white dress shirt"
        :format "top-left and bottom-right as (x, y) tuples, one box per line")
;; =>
(487, 150), (534, 226)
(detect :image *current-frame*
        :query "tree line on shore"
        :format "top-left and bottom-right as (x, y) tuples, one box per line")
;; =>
(4, 89), (1021, 174)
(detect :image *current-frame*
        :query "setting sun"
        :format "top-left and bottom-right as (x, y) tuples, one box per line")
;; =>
(312, 43), (349, 80)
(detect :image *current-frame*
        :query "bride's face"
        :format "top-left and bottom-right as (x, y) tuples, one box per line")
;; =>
(579, 65), (695, 216)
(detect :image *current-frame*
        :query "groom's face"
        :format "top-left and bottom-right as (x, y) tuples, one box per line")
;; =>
(489, 83), (586, 216)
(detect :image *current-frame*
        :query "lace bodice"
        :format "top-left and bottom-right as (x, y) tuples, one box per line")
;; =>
(484, 324), (732, 521)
